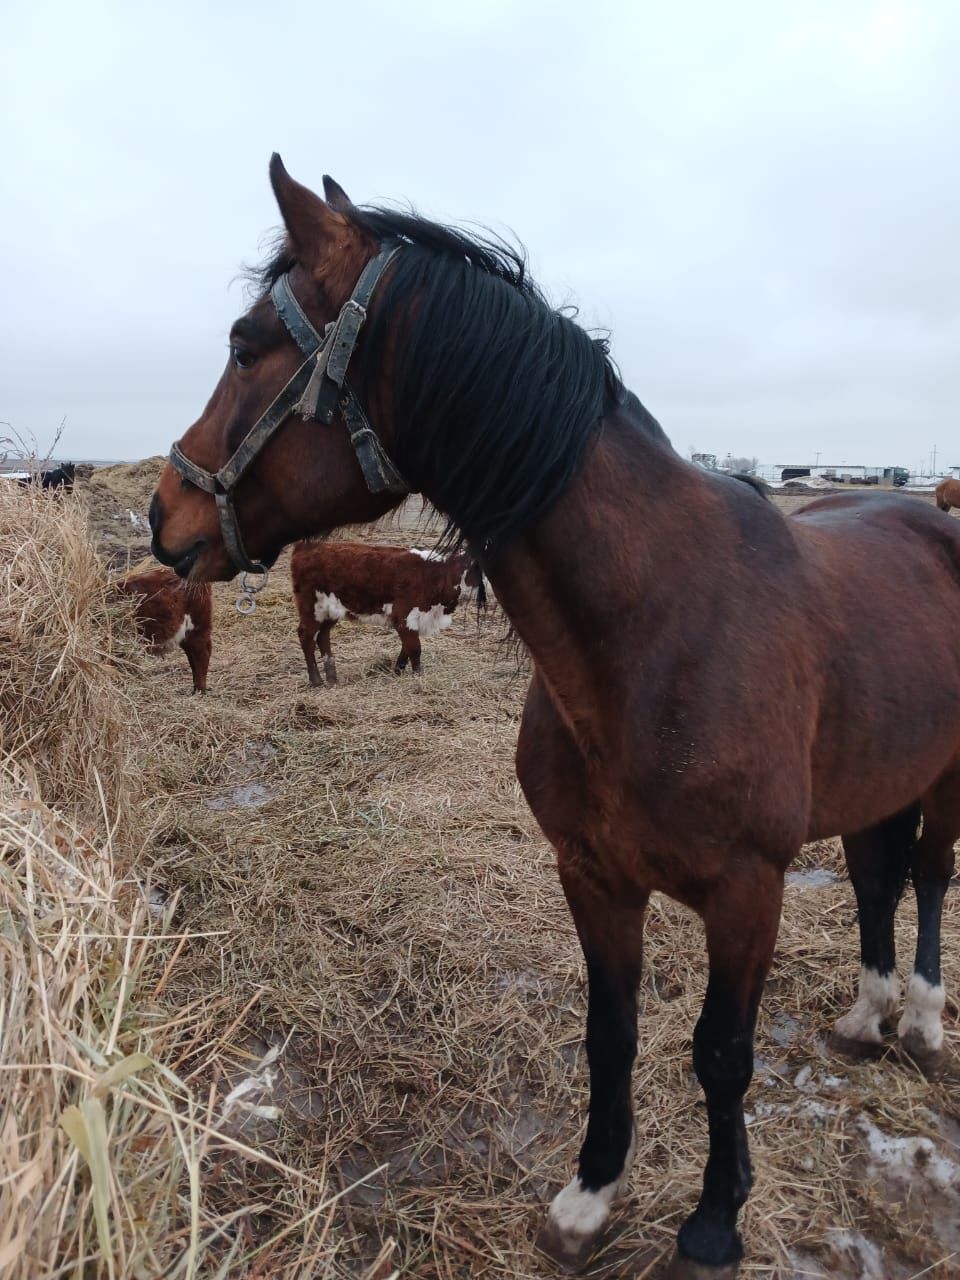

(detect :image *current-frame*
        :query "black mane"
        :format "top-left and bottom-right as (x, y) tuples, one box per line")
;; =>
(251, 206), (630, 554)
(348, 207), (623, 554)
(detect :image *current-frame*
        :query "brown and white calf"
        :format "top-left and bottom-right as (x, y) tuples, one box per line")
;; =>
(115, 567), (213, 693)
(291, 541), (484, 685)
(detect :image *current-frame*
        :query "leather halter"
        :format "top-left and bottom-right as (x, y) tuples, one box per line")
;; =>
(168, 243), (408, 580)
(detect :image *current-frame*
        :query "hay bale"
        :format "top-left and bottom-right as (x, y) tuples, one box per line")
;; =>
(0, 484), (387, 1278)
(0, 757), (196, 1276)
(0, 483), (143, 830)
(75, 457), (165, 566)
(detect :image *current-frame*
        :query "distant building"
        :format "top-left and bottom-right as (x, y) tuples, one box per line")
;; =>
(775, 464), (909, 487)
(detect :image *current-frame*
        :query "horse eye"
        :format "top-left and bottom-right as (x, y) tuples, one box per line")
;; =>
(231, 345), (257, 370)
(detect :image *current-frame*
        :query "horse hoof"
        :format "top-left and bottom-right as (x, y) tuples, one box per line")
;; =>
(898, 1040), (950, 1081)
(535, 1216), (601, 1273)
(663, 1250), (740, 1279)
(827, 1029), (887, 1062)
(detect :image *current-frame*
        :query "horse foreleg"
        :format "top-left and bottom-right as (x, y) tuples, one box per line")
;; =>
(538, 852), (647, 1270)
(517, 675), (644, 1269)
(670, 862), (782, 1279)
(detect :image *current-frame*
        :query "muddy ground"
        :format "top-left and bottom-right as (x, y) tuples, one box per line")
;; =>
(77, 465), (959, 1279)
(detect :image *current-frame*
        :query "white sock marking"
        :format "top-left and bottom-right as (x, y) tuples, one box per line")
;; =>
(835, 967), (900, 1044)
(546, 1129), (635, 1246)
(898, 973), (945, 1053)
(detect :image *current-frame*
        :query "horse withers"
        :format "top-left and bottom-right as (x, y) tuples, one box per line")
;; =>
(149, 157), (958, 1278)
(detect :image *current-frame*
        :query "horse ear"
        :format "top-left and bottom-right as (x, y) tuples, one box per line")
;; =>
(269, 153), (346, 251)
(322, 175), (354, 213)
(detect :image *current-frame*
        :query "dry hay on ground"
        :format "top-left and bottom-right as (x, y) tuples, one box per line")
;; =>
(0, 482), (144, 831)
(100, 483), (956, 1279)
(0, 484), (393, 1279)
(10, 470), (957, 1277)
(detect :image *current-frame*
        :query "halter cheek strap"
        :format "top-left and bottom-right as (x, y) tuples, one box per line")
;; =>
(168, 243), (408, 581)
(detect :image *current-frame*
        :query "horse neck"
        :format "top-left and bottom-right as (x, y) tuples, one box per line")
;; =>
(484, 405), (708, 748)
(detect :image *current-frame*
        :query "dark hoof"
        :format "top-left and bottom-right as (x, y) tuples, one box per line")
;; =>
(827, 1029), (887, 1061)
(664, 1250), (740, 1279)
(308, 675), (323, 688)
(536, 1216), (602, 1273)
(898, 1040), (951, 1081)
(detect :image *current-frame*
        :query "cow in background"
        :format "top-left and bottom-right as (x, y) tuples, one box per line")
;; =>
(291, 542), (485, 685)
(114, 568), (213, 693)
(16, 462), (77, 490)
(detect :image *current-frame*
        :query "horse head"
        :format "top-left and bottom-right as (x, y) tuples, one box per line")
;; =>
(150, 156), (404, 581)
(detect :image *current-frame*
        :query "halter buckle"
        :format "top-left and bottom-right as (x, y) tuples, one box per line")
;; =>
(234, 565), (270, 616)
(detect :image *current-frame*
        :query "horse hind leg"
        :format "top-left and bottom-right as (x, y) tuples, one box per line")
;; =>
(831, 804), (921, 1057)
(393, 625), (421, 675)
(898, 772), (960, 1075)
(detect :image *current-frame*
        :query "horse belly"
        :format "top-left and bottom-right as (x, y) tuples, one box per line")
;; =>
(808, 689), (960, 838)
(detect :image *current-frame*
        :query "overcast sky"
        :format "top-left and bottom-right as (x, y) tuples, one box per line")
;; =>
(2, 1), (957, 472)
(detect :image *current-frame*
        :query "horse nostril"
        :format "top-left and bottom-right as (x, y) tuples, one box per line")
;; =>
(148, 493), (162, 535)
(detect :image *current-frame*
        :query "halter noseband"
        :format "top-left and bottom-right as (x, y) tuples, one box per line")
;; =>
(168, 243), (408, 586)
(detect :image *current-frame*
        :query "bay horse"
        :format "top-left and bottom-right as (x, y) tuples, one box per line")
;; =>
(936, 477), (960, 512)
(149, 157), (958, 1278)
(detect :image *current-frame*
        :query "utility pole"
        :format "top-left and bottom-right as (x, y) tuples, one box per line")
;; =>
(932, 443), (938, 476)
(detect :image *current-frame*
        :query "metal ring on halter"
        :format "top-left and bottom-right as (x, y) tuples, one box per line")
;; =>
(235, 565), (270, 616)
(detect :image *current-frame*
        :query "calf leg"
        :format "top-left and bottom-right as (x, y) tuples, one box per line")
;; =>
(394, 625), (421, 675)
(180, 630), (211, 694)
(832, 805), (920, 1054)
(298, 619), (323, 686)
(317, 620), (337, 685)
(899, 774), (960, 1072)
(670, 861), (783, 1278)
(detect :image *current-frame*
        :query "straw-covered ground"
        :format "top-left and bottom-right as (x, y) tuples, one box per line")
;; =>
(1, 465), (958, 1278)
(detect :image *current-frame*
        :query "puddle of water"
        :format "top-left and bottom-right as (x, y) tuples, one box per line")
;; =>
(785, 868), (840, 889)
(769, 1009), (802, 1047)
(205, 782), (274, 811)
(206, 738), (279, 810)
